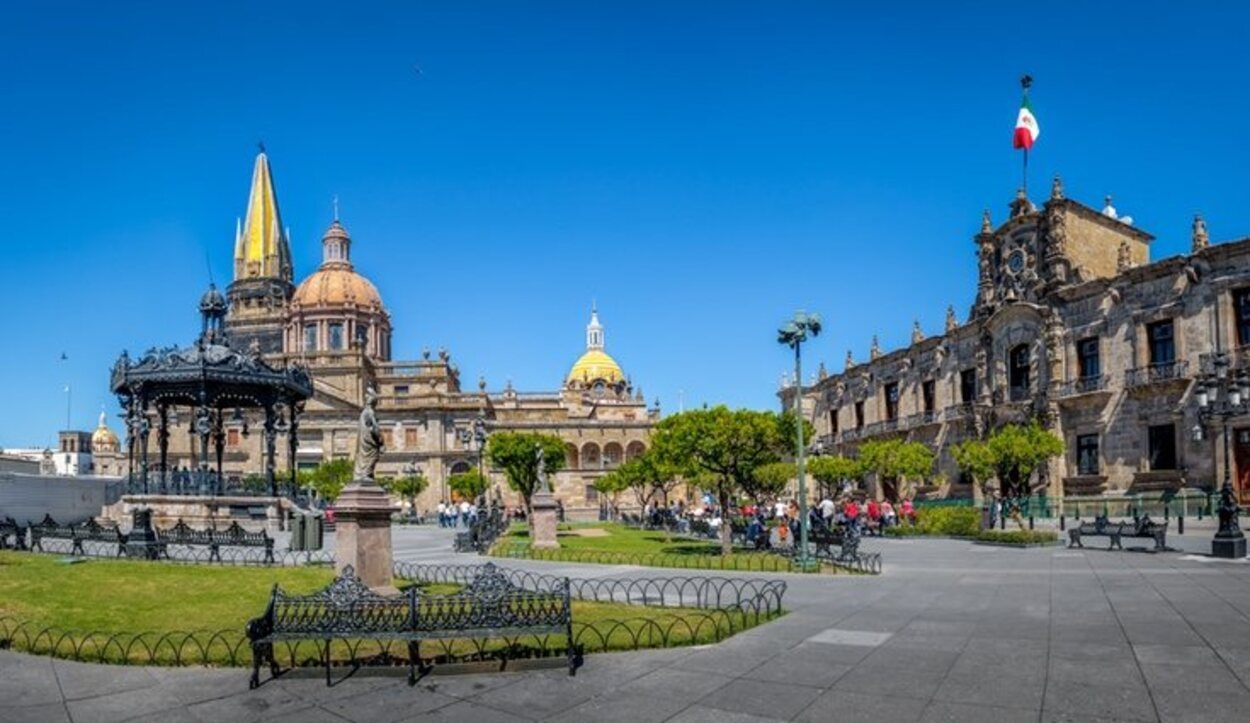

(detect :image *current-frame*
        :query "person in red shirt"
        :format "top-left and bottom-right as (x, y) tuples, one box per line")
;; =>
(866, 499), (881, 536)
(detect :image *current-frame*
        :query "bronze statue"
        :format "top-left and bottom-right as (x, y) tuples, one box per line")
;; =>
(354, 387), (383, 481)
(1217, 482), (1243, 538)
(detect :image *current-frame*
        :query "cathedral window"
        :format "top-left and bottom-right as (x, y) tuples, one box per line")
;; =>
(960, 369), (977, 404)
(854, 401), (865, 429)
(829, 408), (839, 435)
(227, 428), (240, 448)
(922, 380), (935, 414)
(1235, 289), (1250, 347)
(1148, 424), (1177, 471)
(884, 382), (899, 421)
(1078, 337), (1101, 379)
(303, 324), (317, 351)
(329, 323), (344, 351)
(1009, 345), (1030, 400)
(1147, 320), (1174, 366)
(1076, 434), (1099, 475)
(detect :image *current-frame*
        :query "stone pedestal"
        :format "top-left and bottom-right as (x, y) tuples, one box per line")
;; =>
(334, 480), (395, 591)
(123, 508), (164, 560)
(529, 490), (560, 550)
(1212, 534), (1247, 559)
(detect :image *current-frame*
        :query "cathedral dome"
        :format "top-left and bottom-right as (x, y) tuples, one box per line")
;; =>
(91, 411), (119, 453)
(291, 221), (385, 310)
(567, 349), (625, 385)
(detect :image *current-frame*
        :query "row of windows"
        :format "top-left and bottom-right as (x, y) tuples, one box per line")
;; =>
(1074, 424), (1177, 476)
(304, 323), (348, 351)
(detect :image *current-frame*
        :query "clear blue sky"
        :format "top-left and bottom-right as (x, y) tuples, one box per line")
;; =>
(1, 1), (1247, 445)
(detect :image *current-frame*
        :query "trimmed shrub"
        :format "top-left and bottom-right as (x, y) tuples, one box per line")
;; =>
(973, 530), (1058, 545)
(885, 506), (980, 537)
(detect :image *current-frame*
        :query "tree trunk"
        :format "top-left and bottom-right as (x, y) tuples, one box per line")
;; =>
(719, 490), (732, 555)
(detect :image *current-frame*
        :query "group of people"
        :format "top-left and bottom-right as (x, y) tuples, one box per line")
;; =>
(434, 499), (478, 528)
(812, 496), (916, 536)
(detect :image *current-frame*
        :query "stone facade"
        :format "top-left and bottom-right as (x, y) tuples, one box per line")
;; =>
(786, 178), (1250, 505)
(140, 150), (657, 520)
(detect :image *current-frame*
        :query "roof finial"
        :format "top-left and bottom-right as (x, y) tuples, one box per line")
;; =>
(332, 194), (339, 222)
(911, 320), (925, 345)
(981, 209), (993, 234)
(1192, 214), (1209, 252)
(257, 140), (266, 154)
(870, 335), (882, 360)
(1050, 174), (1064, 201)
(945, 305), (958, 333)
(844, 349), (854, 371)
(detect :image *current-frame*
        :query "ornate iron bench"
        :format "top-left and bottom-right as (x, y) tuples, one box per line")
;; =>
(0, 516), (25, 550)
(1067, 514), (1169, 551)
(28, 515), (126, 556)
(159, 519), (274, 563)
(246, 562), (576, 688)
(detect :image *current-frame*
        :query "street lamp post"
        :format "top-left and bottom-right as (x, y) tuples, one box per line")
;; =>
(1194, 350), (1247, 558)
(457, 414), (489, 506)
(779, 310), (822, 571)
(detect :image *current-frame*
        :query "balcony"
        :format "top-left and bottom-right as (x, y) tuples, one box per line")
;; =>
(1125, 360), (1190, 390)
(1054, 374), (1110, 400)
(1008, 386), (1031, 402)
(904, 410), (938, 428)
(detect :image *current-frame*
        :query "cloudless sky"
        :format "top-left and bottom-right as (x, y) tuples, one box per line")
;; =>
(1, 1), (1248, 445)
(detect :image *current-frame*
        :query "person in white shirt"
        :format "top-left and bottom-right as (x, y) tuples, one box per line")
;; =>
(819, 497), (835, 520)
(459, 500), (470, 527)
(774, 500), (788, 519)
(436, 501), (448, 528)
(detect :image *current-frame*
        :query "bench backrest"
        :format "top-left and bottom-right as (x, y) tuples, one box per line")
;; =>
(413, 563), (569, 632)
(268, 566), (414, 635)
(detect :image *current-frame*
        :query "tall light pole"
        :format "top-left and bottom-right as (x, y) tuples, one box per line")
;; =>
(779, 310), (821, 571)
(1194, 351), (1248, 558)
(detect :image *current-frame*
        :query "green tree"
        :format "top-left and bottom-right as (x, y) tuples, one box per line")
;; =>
(485, 432), (567, 516)
(806, 456), (864, 498)
(651, 406), (788, 554)
(448, 469), (489, 503)
(986, 421), (1065, 496)
(241, 473), (269, 494)
(951, 439), (996, 495)
(379, 473), (429, 516)
(743, 462), (795, 506)
(306, 458), (354, 503)
(859, 439), (935, 502)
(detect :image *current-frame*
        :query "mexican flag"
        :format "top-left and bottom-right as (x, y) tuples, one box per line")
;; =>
(1013, 95), (1040, 150)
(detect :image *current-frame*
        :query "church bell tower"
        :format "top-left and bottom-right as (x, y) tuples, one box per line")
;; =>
(224, 147), (295, 354)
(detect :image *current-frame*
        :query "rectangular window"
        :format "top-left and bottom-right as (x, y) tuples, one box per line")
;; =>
(1078, 337), (1100, 379)
(960, 369), (977, 404)
(854, 401), (865, 429)
(1148, 424), (1177, 471)
(884, 382), (899, 420)
(829, 408), (839, 435)
(404, 428), (418, 447)
(329, 323), (345, 351)
(394, 385), (409, 396)
(1147, 320), (1175, 366)
(382, 429), (394, 448)
(1076, 434), (1099, 475)
(922, 380), (935, 414)
(584, 484), (598, 502)
(303, 324), (317, 352)
(1236, 289), (1250, 347)
(227, 428), (240, 448)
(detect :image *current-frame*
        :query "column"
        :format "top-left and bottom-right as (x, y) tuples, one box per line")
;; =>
(156, 403), (169, 492)
(264, 405), (278, 497)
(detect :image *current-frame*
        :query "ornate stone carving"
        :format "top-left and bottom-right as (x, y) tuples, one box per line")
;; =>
(870, 335), (881, 360)
(911, 321), (925, 345)
(844, 350), (854, 371)
(1117, 241), (1133, 272)
(1192, 214), (1209, 252)
(945, 305), (957, 333)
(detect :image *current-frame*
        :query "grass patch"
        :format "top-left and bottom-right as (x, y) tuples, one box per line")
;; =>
(972, 530), (1059, 545)
(0, 551), (777, 666)
(491, 523), (847, 574)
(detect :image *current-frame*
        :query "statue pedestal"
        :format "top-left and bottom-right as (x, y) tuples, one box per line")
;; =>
(334, 481), (395, 591)
(1212, 534), (1247, 559)
(124, 508), (163, 561)
(529, 490), (560, 550)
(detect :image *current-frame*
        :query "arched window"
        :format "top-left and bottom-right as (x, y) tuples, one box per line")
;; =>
(1009, 344), (1030, 400)
(449, 461), (472, 475)
(581, 443), (601, 469)
(565, 444), (580, 469)
(603, 442), (624, 468)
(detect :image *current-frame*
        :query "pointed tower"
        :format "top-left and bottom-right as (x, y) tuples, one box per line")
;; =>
(225, 147), (296, 355)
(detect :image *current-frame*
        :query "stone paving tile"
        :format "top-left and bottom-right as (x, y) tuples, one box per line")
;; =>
(464, 670), (608, 719)
(610, 667), (735, 702)
(185, 684), (321, 723)
(1132, 644), (1223, 666)
(0, 703), (72, 723)
(858, 646), (963, 676)
(919, 700), (1041, 723)
(744, 657), (853, 689)
(670, 644), (783, 677)
(794, 689), (928, 723)
(1042, 680), (1158, 722)
(64, 686), (185, 723)
(51, 658), (162, 702)
(665, 706), (786, 723)
(831, 663), (948, 700)
(1151, 689), (1250, 723)
(400, 700), (534, 722)
(0, 654), (64, 708)
(781, 640), (876, 666)
(931, 669), (1045, 711)
(1041, 712), (1157, 723)
(1137, 662), (1248, 695)
(696, 677), (823, 720)
(319, 684), (461, 722)
(544, 688), (691, 723)
(1048, 657), (1145, 688)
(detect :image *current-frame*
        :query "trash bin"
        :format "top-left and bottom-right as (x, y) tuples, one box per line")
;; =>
(305, 513), (324, 551)
(289, 513), (306, 552)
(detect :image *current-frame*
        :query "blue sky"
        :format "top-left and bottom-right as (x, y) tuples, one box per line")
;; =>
(1, 1), (1247, 445)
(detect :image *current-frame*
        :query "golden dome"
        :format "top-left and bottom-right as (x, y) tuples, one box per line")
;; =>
(92, 411), (119, 452)
(567, 349), (624, 385)
(292, 267), (384, 309)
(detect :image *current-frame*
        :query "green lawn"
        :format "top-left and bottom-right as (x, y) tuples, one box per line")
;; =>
(0, 551), (776, 666)
(492, 522), (844, 573)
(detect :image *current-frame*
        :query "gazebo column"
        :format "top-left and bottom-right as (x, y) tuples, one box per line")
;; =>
(156, 403), (170, 492)
(264, 405), (278, 498)
(122, 396), (135, 488)
(287, 400), (301, 499)
(195, 395), (212, 495)
(213, 406), (225, 491)
(138, 399), (151, 494)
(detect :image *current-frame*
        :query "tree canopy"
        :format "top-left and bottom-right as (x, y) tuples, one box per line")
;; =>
(305, 458), (354, 503)
(448, 469), (489, 502)
(858, 439), (935, 501)
(651, 406), (789, 553)
(806, 455), (864, 497)
(593, 451), (678, 510)
(485, 431), (567, 512)
(379, 473), (429, 514)
(742, 462), (795, 506)
(985, 421), (1065, 496)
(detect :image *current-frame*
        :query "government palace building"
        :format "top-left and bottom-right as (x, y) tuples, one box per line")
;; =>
(785, 178), (1250, 506)
(125, 150), (657, 519)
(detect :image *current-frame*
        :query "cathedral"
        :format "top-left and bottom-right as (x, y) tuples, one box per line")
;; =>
(132, 149), (657, 519)
(789, 179), (1250, 506)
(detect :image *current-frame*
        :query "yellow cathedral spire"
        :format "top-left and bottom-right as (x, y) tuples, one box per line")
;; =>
(233, 147), (293, 283)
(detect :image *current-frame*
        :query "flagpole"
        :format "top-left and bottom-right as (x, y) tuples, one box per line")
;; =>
(1020, 74), (1032, 196)
(1023, 147), (1028, 196)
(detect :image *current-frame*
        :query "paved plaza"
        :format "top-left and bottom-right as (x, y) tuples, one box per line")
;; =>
(3, 526), (1250, 723)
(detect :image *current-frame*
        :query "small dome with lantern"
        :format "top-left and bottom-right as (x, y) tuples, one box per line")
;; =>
(566, 306), (626, 390)
(91, 410), (120, 453)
